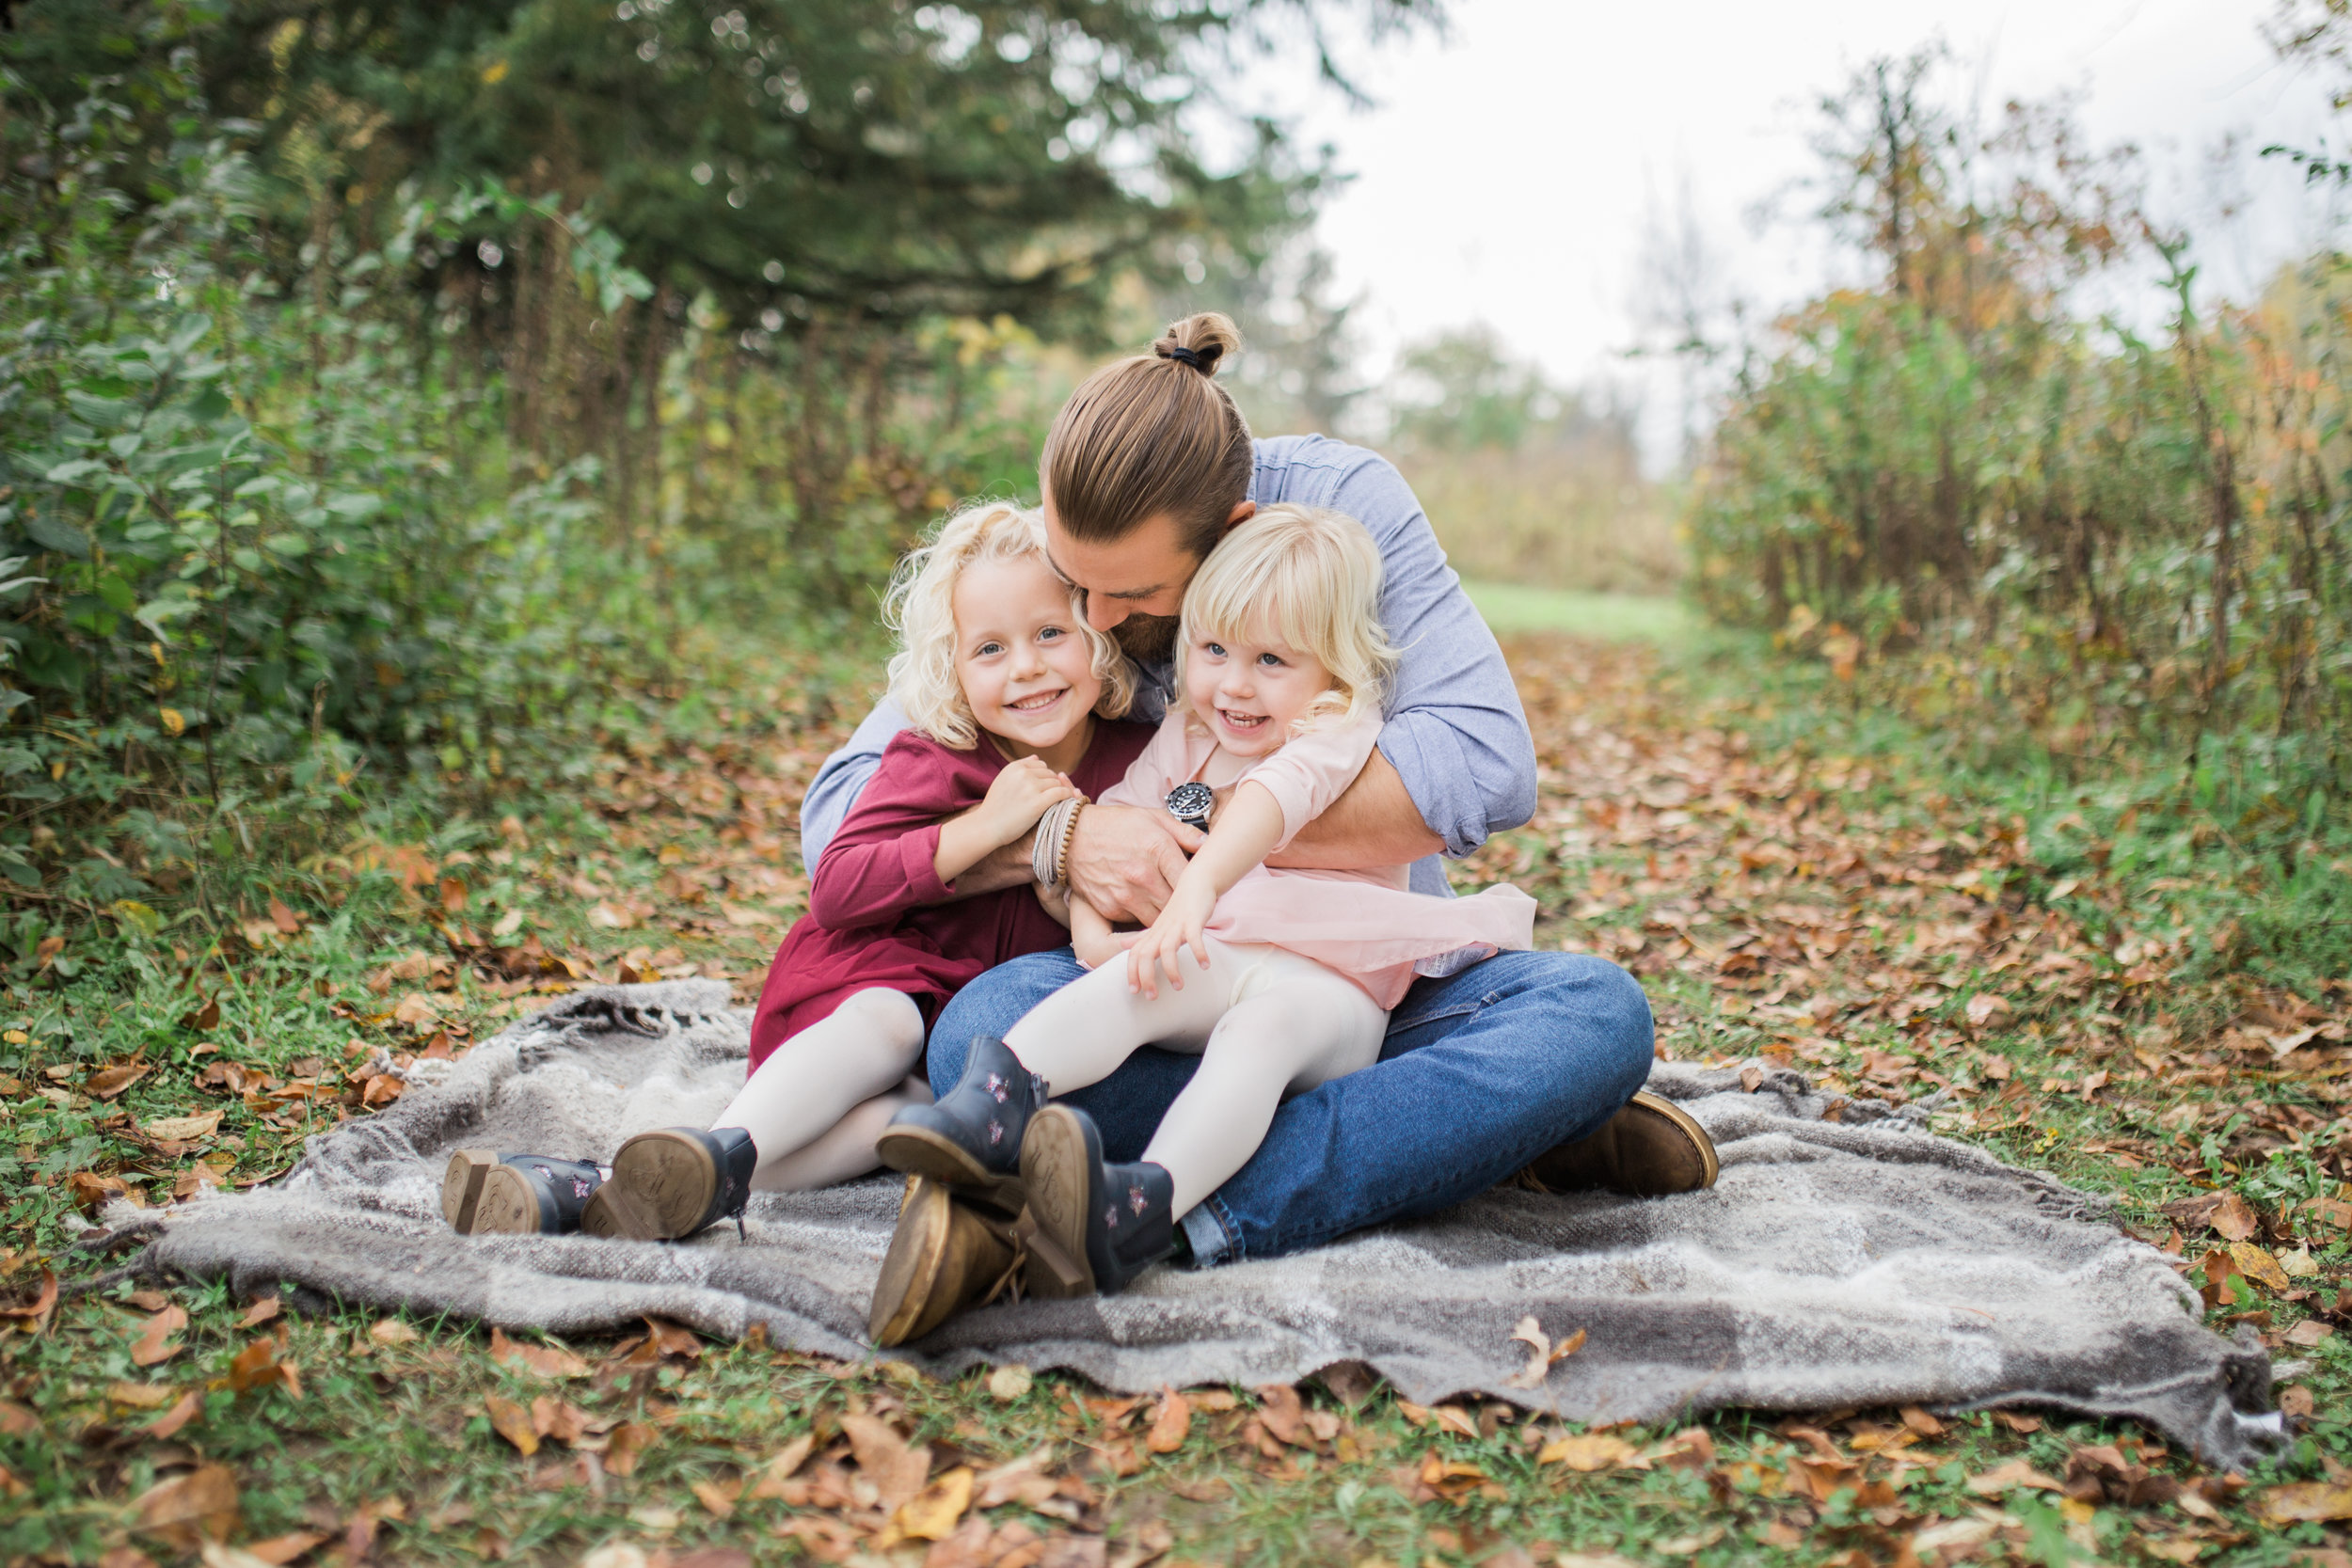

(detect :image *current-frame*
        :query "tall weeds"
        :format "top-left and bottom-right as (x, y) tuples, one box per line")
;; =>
(1690, 51), (2352, 800)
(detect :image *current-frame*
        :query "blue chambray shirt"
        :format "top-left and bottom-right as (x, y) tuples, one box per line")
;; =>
(797, 435), (1537, 898)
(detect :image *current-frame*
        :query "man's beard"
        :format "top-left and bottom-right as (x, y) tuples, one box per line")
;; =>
(1112, 613), (1180, 667)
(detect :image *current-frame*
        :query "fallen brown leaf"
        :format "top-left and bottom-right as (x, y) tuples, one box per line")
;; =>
(1253, 1384), (1309, 1447)
(0, 1270), (57, 1321)
(1965, 1458), (2063, 1496)
(895, 1465), (975, 1540)
(134, 1464), (239, 1549)
(1144, 1388), (1191, 1453)
(144, 1110), (224, 1144)
(240, 1531), (330, 1566)
(131, 1306), (187, 1367)
(2232, 1241), (2293, 1292)
(87, 1063), (150, 1099)
(488, 1324), (589, 1379)
(602, 1419), (656, 1477)
(485, 1395), (538, 1456)
(2259, 1481), (2352, 1523)
(690, 1476), (743, 1518)
(146, 1392), (202, 1440)
(1538, 1432), (1641, 1471)
(744, 1433), (816, 1499)
(110, 1381), (178, 1409)
(840, 1412), (932, 1511)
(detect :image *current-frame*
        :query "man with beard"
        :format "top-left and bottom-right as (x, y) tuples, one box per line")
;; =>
(800, 314), (1715, 1340)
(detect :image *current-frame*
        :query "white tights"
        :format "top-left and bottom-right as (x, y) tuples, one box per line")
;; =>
(1003, 940), (1389, 1216)
(711, 989), (935, 1192)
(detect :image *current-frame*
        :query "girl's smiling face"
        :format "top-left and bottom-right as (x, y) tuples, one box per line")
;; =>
(952, 554), (1103, 757)
(1182, 622), (1335, 758)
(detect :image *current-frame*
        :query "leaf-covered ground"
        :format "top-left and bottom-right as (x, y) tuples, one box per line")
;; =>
(3, 632), (2348, 1568)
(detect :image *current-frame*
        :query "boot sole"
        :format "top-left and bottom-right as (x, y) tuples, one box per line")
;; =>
(874, 1124), (996, 1188)
(470, 1165), (550, 1234)
(869, 1176), (953, 1346)
(441, 1148), (499, 1232)
(580, 1131), (718, 1240)
(1016, 1106), (1099, 1299)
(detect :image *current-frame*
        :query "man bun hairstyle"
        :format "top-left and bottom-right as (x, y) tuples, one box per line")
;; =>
(1041, 312), (1254, 562)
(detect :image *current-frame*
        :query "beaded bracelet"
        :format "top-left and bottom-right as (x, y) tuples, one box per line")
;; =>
(1051, 800), (1085, 888)
(1028, 798), (1068, 888)
(1030, 797), (1082, 889)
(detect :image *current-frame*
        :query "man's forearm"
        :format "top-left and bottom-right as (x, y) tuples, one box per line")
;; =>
(1262, 750), (1444, 869)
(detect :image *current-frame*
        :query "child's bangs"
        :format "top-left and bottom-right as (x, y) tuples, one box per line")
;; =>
(1184, 539), (1337, 661)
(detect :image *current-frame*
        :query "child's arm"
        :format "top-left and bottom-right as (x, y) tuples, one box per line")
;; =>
(1124, 780), (1285, 999)
(932, 755), (1079, 885)
(810, 743), (1074, 930)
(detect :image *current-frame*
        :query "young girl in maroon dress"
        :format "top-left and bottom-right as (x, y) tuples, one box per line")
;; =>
(442, 501), (1150, 1240)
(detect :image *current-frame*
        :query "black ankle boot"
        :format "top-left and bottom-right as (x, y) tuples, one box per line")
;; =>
(1017, 1105), (1175, 1296)
(444, 1151), (607, 1236)
(877, 1037), (1047, 1186)
(579, 1126), (758, 1242)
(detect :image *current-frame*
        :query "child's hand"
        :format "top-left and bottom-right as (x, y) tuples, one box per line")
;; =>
(977, 755), (1081, 848)
(1072, 926), (1128, 972)
(1125, 876), (1216, 1000)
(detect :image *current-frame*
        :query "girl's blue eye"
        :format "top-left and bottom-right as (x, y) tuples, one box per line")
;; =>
(1040, 626), (1064, 641)
(1204, 641), (1226, 658)
(1257, 651), (1285, 668)
(977, 641), (1004, 657)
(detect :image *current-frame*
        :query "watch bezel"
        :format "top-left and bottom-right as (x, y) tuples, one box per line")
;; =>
(1165, 781), (1216, 828)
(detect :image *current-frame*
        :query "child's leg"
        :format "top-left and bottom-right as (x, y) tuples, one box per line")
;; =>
(1141, 960), (1389, 1216)
(715, 989), (927, 1185)
(1000, 946), (1245, 1096)
(755, 1073), (932, 1192)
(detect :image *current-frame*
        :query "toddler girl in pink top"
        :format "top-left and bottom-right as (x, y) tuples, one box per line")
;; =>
(879, 504), (1534, 1296)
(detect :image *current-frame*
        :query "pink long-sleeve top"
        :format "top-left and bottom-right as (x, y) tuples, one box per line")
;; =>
(1097, 708), (1535, 1008)
(746, 720), (1153, 1070)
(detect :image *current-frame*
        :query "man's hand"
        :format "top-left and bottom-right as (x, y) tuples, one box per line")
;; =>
(1065, 802), (1201, 923)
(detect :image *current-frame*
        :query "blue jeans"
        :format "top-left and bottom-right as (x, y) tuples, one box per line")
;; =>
(928, 949), (1654, 1265)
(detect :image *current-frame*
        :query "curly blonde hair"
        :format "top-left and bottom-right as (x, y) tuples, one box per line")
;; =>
(884, 501), (1136, 750)
(1177, 503), (1400, 733)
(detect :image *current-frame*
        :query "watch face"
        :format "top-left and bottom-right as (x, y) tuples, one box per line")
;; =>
(1166, 782), (1215, 821)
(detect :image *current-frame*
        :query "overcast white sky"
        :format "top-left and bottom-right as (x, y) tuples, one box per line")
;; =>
(1248, 0), (2345, 452)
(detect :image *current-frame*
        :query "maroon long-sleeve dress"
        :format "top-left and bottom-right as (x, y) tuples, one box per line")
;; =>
(747, 720), (1154, 1070)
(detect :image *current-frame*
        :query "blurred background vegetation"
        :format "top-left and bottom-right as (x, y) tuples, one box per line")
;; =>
(2, 0), (2350, 976)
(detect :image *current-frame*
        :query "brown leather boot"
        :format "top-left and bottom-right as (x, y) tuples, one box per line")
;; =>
(1516, 1092), (1719, 1197)
(870, 1173), (1062, 1347)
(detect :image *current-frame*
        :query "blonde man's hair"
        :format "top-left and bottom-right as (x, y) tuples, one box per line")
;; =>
(1177, 504), (1400, 733)
(884, 501), (1136, 750)
(1041, 312), (1254, 561)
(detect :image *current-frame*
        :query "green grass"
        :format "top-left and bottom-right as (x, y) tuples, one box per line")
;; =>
(5, 621), (2346, 1567)
(1461, 582), (1691, 644)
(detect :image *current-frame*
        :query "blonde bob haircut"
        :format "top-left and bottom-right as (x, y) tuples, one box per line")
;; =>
(883, 501), (1136, 751)
(1177, 504), (1400, 734)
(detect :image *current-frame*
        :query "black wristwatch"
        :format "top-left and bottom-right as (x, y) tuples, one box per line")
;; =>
(1165, 782), (1216, 831)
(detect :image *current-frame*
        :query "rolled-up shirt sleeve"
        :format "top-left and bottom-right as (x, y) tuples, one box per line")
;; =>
(1325, 453), (1536, 855)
